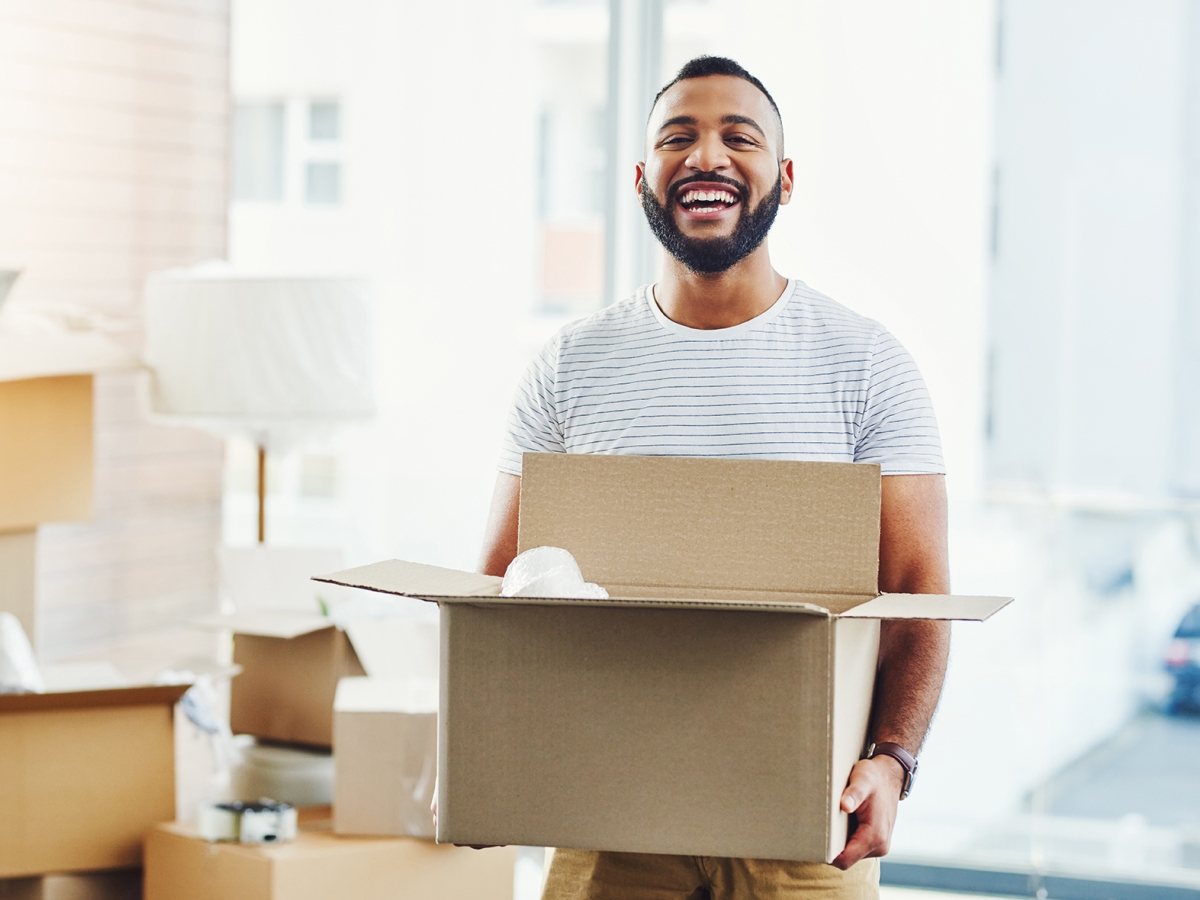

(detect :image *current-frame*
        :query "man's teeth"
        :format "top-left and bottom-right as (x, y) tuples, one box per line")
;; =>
(680, 189), (739, 208)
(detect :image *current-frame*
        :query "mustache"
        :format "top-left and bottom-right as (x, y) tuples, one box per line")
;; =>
(667, 172), (748, 203)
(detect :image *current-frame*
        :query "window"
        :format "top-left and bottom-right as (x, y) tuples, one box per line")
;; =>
(305, 162), (340, 205)
(229, 98), (342, 207)
(232, 102), (284, 202)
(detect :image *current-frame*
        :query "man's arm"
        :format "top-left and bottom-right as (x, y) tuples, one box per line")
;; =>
(831, 473), (951, 870)
(479, 473), (522, 576)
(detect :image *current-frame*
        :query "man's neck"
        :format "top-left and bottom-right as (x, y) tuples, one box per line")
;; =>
(653, 246), (788, 330)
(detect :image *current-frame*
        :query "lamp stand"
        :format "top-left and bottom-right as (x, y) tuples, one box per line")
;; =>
(257, 445), (266, 544)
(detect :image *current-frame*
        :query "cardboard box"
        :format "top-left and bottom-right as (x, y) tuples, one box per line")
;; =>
(144, 819), (515, 900)
(0, 871), (141, 900)
(200, 548), (439, 748)
(317, 454), (1012, 863)
(0, 328), (135, 533)
(0, 328), (134, 643)
(0, 684), (188, 877)
(333, 677), (438, 838)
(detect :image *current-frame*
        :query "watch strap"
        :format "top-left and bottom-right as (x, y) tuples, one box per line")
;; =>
(865, 741), (918, 800)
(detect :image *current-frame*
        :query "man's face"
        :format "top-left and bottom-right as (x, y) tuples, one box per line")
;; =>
(636, 75), (793, 275)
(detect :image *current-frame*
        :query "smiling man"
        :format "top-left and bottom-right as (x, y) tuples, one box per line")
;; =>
(480, 56), (950, 900)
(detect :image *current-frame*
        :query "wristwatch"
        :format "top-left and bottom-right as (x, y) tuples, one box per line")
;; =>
(865, 741), (918, 800)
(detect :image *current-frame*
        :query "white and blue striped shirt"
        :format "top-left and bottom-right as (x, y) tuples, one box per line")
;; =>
(500, 279), (944, 476)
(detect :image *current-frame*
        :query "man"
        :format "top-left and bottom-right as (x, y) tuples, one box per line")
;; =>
(481, 56), (950, 900)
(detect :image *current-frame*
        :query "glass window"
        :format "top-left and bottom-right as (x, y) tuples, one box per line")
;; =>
(309, 101), (340, 141)
(232, 102), (284, 202)
(305, 161), (341, 205)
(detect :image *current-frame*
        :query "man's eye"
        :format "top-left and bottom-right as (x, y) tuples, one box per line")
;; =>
(662, 135), (691, 145)
(727, 135), (755, 146)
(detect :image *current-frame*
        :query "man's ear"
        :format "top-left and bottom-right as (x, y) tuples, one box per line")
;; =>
(634, 162), (646, 207)
(778, 157), (795, 206)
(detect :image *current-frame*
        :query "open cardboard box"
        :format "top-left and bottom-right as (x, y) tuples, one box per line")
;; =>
(0, 679), (188, 877)
(197, 547), (439, 748)
(317, 454), (1011, 863)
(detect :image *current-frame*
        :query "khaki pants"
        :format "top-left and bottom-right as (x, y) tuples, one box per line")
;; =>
(542, 850), (880, 900)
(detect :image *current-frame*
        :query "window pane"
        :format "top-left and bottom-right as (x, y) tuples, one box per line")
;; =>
(305, 162), (340, 205)
(309, 101), (340, 141)
(232, 103), (284, 202)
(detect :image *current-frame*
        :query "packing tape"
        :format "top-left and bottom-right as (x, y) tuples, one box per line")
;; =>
(197, 800), (298, 844)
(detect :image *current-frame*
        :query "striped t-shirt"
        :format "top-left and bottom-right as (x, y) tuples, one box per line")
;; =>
(499, 279), (944, 476)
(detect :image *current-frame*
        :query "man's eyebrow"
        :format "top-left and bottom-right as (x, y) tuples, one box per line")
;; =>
(720, 114), (766, 137)
(656, 115), (697, 133)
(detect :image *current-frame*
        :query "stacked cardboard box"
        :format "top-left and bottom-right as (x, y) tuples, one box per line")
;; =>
(0, 684), (187, 878)
(0, 328), (134, 646)
(144, 816), (515, 900)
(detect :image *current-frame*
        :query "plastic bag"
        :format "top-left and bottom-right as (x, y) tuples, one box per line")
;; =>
(500, 547), (609, 599)
(0, 612), (44, 694)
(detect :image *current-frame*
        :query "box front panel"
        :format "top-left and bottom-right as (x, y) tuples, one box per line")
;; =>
(144, 828), (270, 900)
(0, 704), (175, 877)
(0, 375), (93, 531)
(334, 709), (437, 838)
(439, 604), (833, 861)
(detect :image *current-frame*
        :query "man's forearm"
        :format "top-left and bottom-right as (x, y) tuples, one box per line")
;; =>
(870, 619), (950, 753)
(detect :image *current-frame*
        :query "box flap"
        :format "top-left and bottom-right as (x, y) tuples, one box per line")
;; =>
(839, 593), (1013, 621)
(191, 610), (334, 638)
(315, 560), (503, 599)
(0, 329), (137, 382)
(519, 454), (881, 599)
(218, 545), (345, 614)
(0, 682), (189, 713)
(334, 676), (438, 714)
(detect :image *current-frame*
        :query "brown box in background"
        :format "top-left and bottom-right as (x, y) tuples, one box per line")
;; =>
(0, 375), (92, 532)
(0, 685), (187, 878)
(319, 454), (1012, 863)
(144, 820), (515, 900)
(228, 617), (365, 748)
(333, 677), (437, 838)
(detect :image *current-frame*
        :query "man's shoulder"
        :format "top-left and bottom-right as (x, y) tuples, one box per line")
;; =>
(544, 289), (654, 351)
(780, 280), (886, 344)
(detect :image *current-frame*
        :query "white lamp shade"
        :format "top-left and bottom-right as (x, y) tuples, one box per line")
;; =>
(143, 269), (375, 451)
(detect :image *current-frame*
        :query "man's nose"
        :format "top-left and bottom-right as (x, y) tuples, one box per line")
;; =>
(684, 132), (730, 172)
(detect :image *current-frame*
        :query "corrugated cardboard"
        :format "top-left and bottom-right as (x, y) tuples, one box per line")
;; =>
(0, 871), (141, 900)
(0, 684), (188, 877)
(333, 677), (438, 838)
(228, 622), (365, 748)
(143, 819), (515, 900)
(316, 454), (1012, 863)
(0, 330), (135, 533)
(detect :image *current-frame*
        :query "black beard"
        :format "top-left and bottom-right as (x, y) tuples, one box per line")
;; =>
(641, 172), (782, 275)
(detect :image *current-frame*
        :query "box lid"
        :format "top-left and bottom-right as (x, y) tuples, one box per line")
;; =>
(518, 454), (881, 601)
(0, 683), (189, 713)
(839, 592), (1011, 621)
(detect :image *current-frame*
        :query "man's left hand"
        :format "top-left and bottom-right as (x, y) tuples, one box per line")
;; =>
(830, 755), (906, 870)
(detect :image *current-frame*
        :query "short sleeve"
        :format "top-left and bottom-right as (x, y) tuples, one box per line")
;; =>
(498, 336), (565, 476)
(855, 329), (945, 475)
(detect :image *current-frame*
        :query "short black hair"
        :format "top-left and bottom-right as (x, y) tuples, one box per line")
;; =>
(650, 55), (784, 154)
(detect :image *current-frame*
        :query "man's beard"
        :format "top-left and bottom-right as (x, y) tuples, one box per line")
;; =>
(640, 172), (782, 275)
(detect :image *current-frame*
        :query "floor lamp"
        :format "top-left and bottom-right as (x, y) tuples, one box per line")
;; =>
(142, 267), (375, 543)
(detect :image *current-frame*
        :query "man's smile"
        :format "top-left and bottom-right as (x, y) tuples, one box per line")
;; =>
(673, 181), (744, 221)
